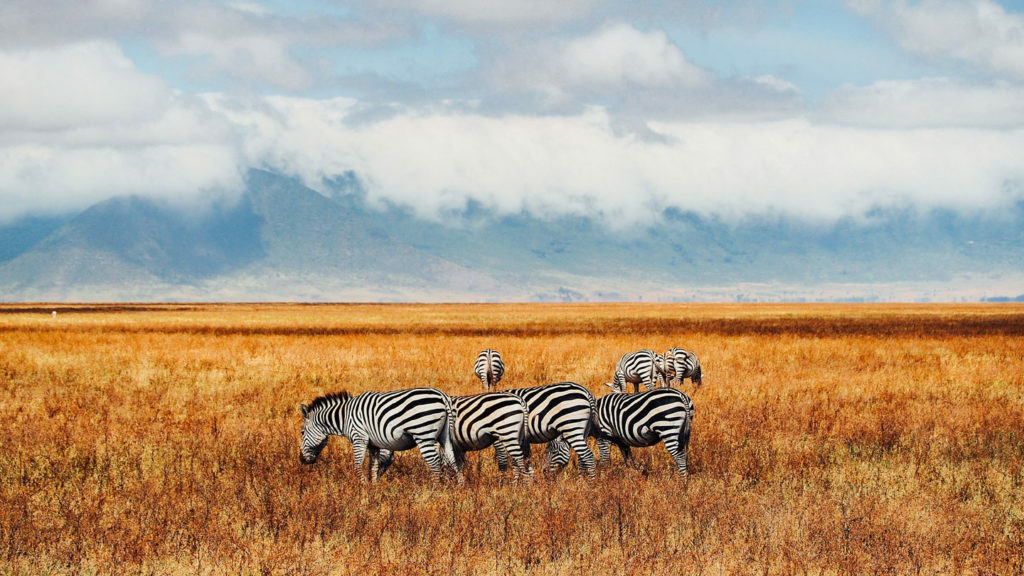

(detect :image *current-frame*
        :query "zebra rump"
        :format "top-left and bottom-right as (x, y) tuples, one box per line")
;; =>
(507, 381), (597, 478)
(451, 391), (532, 481)
(474, 349), (505, 390)
(664, 347), (702, 387)
(611, 349), (663, 393)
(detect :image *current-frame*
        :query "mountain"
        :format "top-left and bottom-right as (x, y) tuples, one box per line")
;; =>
(0, 169), (1022, 302)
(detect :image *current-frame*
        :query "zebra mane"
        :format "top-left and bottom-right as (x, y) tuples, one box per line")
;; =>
(305, 390), (351, 412)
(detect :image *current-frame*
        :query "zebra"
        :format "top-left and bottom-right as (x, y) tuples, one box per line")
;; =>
(507, 382), (597, 478)
(548, 387), (695, 476)
(611, 349), (664, 393)
(450, 392), (533, 483)
(299, 387), (465, 484)
(474, 349), (505, 390)
(663, 348), (703, 387)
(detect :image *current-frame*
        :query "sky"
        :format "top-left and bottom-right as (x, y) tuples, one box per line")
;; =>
(2, 0), (1024, 226)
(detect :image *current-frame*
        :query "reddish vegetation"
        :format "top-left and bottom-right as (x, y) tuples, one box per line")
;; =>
(1, 303), (1022, 574)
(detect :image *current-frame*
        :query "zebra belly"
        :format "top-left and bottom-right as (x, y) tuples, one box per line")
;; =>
(371, 433), (418, 452)
(458, 433), (497, 452)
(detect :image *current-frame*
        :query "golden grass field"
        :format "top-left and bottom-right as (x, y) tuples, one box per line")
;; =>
(1, 303), (1022, 575)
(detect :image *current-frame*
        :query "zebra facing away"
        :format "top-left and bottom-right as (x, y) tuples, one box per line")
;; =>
(612, 349), (663, 393)
(474, 349), (505, 390)
(451, 392), (533, 483)
(549, 387), (694, 476)
(663, 348), (703, 387)
(507, 382), (597, 478)
(299, 387), (465, 484)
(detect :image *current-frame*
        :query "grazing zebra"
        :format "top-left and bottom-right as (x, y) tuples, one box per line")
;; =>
(507, 382), (597, 478)
(299, 387), (464, 484)
(450, 392), (533, 482)
(474, 349), (505, 390)
(548, 387), (695, 476)
(663, 348), (703, 387)
(612, 349), (664, 393)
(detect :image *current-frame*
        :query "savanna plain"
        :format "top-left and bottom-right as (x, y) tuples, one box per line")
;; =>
(1, 303), (1022, 575)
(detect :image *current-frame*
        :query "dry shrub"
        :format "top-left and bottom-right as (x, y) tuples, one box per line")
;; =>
(1, 303), (1023, 575)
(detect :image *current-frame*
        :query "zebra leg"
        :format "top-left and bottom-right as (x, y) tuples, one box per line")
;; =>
(413, 437), (445, 481)
(494, 441), (510, 473)
(596, 437), (611, 466)
(661, 428), (690, 477)
(615, 441), (634, 468)
(499, 435), (533, 484)
(377, 449), (394, 478)
(350, 435), (370, 484)
(368, 445), (383, 482)
(564, 430), (596, 479)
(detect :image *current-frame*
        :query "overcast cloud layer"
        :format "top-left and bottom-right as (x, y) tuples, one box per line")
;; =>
(2, 0), (1024, 225)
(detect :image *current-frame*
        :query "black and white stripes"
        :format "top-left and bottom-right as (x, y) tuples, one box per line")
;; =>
(508, 381), (597, 478)
(612, 349), (663, 393)
(451, 392), (533, 482)
(594, 387), (695, 476)
(663, 347), (703, 387)
(299, 388), (464, 484)
(298, 345), (702, 483)
(474, 349), (505, 390)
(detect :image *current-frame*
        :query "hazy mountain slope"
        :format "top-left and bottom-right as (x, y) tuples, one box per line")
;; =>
(0, 169), (1020, 301)
(0, 215), (70, 265)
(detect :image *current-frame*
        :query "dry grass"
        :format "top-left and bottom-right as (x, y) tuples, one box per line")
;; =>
(1, 303), (1023, 575)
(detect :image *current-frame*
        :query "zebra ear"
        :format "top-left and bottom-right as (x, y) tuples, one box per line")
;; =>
(604, 382), (614, 389)
(300, 403), (308, 417)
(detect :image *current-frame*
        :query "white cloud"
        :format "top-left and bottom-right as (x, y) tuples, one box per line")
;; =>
(558, 23), (706, 89)
(0, 41), (243, 221)
(820, 77), (1024, 128)
(851, 0), (1024, 79)
(372, 0), (601, 27)
(488, 23), (707, 109)
(208, 96), (1024, 226)
(0, 42), (168, 131)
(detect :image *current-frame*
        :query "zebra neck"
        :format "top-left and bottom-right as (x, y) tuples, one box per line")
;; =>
(317, 399), (354, 438)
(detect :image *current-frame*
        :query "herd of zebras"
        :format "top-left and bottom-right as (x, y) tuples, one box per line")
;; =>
(299, 348), (703, 484)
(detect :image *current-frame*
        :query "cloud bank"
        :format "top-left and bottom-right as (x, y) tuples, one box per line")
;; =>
(1, 1), (1024, 227)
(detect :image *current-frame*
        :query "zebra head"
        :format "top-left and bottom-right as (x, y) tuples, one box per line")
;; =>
(691, 363), (703, 387)
(299, 393), (349, 464)
(604, 381), (626, 394)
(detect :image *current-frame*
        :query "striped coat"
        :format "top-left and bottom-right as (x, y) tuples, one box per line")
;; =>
(474, 349), (505, 390)
(508, 382), (597, 478)
(451, 392), (533, 482)
(595, 387), (694, 475)
(611, 349), (664, 393)
(299, 387), (464, 484)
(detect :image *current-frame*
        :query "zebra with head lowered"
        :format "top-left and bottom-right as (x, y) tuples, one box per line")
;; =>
(474, 349), (505, 390)
(612, 349), (665, 393)
(662, 348), (703, 388)
(451, 392), (533, 483)
(299, 387), (464, 484)
(507, 381), (597, 478)
(549, 387), (695, 477)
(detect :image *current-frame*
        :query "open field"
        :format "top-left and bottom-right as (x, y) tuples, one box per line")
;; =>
(1, 303), (1023, 575)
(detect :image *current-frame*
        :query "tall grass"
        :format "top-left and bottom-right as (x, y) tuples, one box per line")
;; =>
(1, 303), (1022, 574)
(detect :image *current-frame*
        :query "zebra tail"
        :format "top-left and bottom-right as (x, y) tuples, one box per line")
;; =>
(587, 391), (601, 440)
(440, 398), (465, 479)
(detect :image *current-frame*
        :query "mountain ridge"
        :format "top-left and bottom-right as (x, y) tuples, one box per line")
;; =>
(1, 170), (1021, 302)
